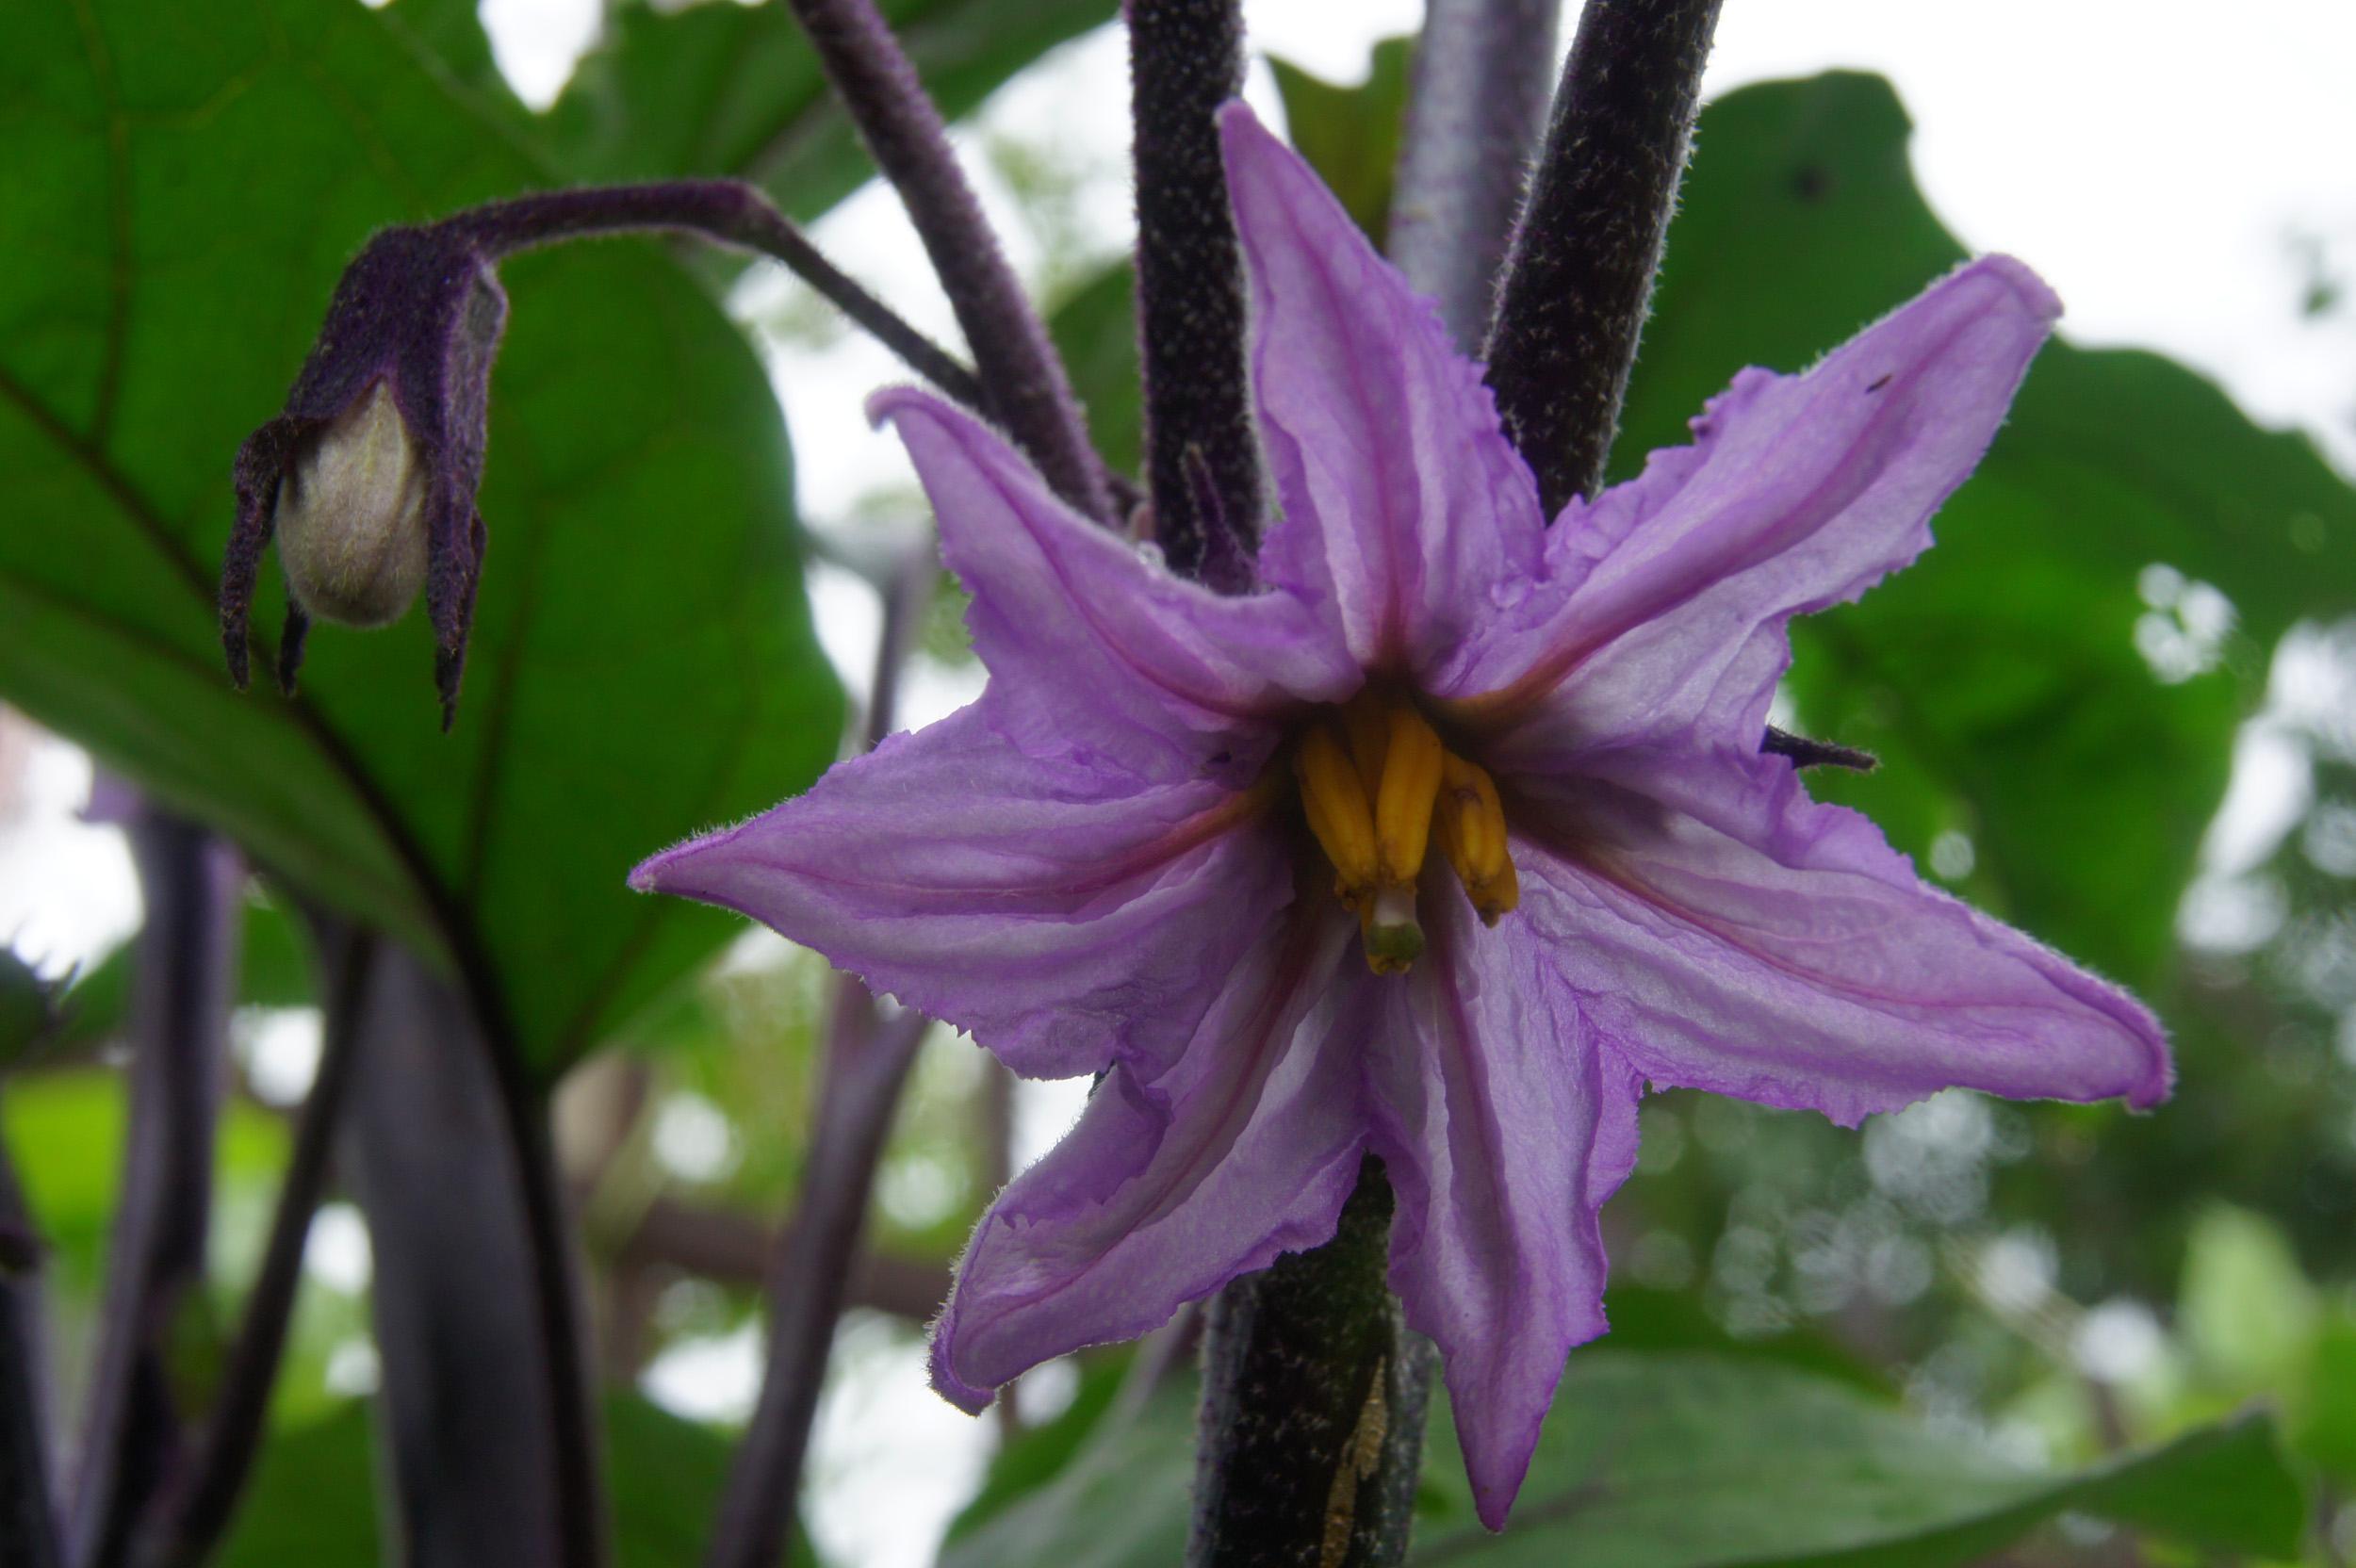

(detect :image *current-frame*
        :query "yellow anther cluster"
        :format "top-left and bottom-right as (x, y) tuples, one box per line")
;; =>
(1292, 691), (1520, 973)
(1433, 754), (1518, 926)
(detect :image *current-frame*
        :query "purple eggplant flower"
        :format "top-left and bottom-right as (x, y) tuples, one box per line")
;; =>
(633, 105), (2168, 1527)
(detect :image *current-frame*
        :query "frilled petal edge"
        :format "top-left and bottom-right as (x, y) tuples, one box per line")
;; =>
(1217, 104), (1546, 682)
(871, 386), (1357, 785)
(1513, 748), (2170, 1127)
(930, 907), (1366, 1408)
(630, 700), (1297, 1081)
(1436, 256), (2061, 771)
(1363, 889), (1645, 1530)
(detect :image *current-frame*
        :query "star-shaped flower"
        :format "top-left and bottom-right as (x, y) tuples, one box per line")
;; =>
(632, 105), (2168, 1527)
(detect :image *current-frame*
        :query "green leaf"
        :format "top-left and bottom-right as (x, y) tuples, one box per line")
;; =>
(942, 1348), (1136, 1546)
(1046, 264), (1141, 479)
(1619, 73), (2356, 985)
(214, 1395), (790, 1567)
(2179, 1203), (2319, 1393)
(537, 0), (1118, 220)
(606, 1396), (823, 1568)
(1267, 38), (1413, 242)
(0, 0), (840, 1075)
(0, 1070), (290, 1290)
(214, 1403), (382, 1568)
(2292, 1310), (2356, 1484)
(1412, 1353), (2305, 1565)
(932, 1352), (2303, 1567)
(937, 1379), (1196, 1568)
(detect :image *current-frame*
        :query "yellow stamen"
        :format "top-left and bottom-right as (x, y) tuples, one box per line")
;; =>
(1374, 702), (1445, 886)
(1434, 753), (1519, 925)
(1296, 696), (1520, 973)
(1338, 688), (1391, 797)
(1294, 726), (1379, 909)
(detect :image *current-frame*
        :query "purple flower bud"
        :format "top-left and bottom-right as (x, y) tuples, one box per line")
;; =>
(273, 383), (431, 628)
(221, 223), (505, 727)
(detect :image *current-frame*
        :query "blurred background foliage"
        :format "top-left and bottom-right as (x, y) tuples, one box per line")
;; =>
(4, 1), (2354, 1564)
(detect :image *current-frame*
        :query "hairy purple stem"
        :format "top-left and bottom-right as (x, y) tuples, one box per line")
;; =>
(2, 1144), (62, 1568)
(1387, 0), (1564, 351)
(446, 181), (984, 410)
(1126, 0), (1262, 588)
(71, 810), (238, 1568)
(1485, 0), (1722, 514)
(142, 918), (370, 1568)
(783, 0), (1115, 523)
(704, 550), (938, 1568)
(1189, 1160), (1434, 1568)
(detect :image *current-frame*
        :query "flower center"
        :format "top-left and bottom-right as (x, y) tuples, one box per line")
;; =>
(1290, 690), (1520, 974)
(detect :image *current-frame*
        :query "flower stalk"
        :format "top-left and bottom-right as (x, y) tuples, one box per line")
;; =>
(785, 0), (1116, 524)
(1486, 0), (1724, 514)
(443, 182), (983, 410)
(1127, 0), (1264, 587)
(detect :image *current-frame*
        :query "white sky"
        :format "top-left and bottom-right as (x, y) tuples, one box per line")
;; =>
(6, 3), (2354, 1565)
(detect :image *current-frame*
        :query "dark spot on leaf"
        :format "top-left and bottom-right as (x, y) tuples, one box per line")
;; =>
(1792, 166), (1831, 202)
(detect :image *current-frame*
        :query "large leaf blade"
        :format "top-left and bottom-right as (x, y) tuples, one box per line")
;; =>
(540, 0), (1118, 220)
(0, 0), (841, 1072)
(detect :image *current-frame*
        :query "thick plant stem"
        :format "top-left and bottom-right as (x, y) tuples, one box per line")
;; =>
(73, 808), (238, 1568)
(333, 943), (586, 1568)
(1485, 0), (1722, 514)
(147, 921), (372, 1568)
(446, 181), (983, 410)
(1387, 0), (1564, 351)
(1126, 0), (1262, 588)
(1188, 1161), (1434, 1568)
(702, 550), (938, 1568)
(784, 0), (1116, 523)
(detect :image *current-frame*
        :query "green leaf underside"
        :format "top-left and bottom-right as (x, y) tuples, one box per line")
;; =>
(937, 1352), (2303, 1568)
(0, 0), (840, 1073)
(537, 0), (1119, 223)
(1055, 67), (2356, 990)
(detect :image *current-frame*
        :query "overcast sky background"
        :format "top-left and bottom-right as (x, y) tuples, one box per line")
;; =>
(4, 4), (2353, 1565)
